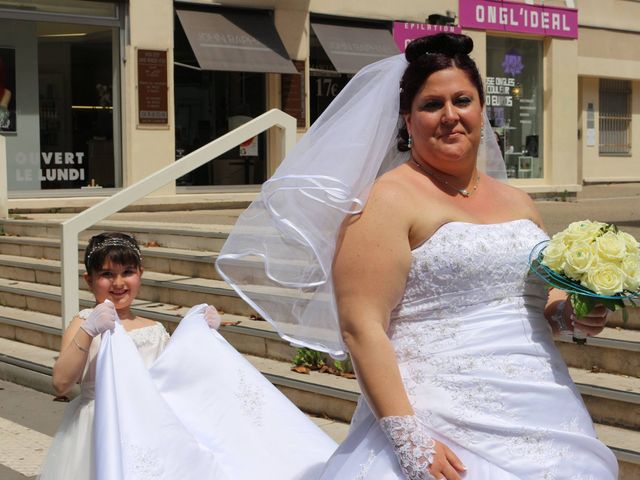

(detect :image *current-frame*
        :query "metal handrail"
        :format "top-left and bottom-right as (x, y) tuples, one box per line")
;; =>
(60, 109), (297, 328)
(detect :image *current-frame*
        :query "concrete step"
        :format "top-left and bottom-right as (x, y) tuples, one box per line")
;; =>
(0, 335), (637, 475)
(569, 366), (640, 430)
(595, 424), (640, 480)
(0, 268), (259, 318)
(0, 235), (226, 281)
(556, 327), (640, 378)
(8, 193), (257, 215)
(1, 300), (639, 431)
(0, 219), (233, 251)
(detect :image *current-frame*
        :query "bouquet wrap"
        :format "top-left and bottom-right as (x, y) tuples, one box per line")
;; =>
(530, 220), (640, 343)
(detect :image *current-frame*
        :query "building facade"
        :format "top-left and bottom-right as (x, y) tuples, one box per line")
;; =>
(1, 0), (639, 202)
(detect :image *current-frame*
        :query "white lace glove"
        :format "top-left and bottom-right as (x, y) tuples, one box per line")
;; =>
(80, 301), (117, 337)
(204, 305), (222, 330)
(380, 415), (437, 480)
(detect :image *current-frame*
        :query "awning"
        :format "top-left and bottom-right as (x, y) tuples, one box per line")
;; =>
(176, 9), (297, 74)
(311, 22), (400, 74)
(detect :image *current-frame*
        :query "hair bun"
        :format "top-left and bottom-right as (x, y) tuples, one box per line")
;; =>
(405, 33), (474, 63)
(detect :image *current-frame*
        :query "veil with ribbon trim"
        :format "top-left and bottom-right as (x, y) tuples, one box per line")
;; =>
(216, 53), (507, 359)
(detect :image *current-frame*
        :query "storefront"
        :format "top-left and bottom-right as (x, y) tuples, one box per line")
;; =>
(459, 1), (578, 185)
(0, 0), (123, 195)
(2, 0), (639, 206)
(173, 4), (297, 187)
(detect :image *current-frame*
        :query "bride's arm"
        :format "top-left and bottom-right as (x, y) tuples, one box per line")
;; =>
(333, 180), (465, 480)
(333, 182), (413, 417)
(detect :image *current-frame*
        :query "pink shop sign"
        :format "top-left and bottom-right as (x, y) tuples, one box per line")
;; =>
(393, 22), (462, 52)
(459, 0), (578, 39)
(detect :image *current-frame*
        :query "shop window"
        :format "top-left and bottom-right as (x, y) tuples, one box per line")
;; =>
(1, 17), (121, 192)
(38, 23), (119, 189)
(486, 37), (543, 179)
(309, 18), (398, 124)
(599, 79), (631, 156)
(174, 14), (266, 186)
(0, 0), (115, 17)
(309, 28), (350, 124)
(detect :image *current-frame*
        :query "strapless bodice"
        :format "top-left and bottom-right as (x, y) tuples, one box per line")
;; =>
(392, 219), (548, 322)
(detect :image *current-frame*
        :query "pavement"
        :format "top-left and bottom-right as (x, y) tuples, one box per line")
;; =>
(0, 380), (66, 480)
(536, 183), (640, 237)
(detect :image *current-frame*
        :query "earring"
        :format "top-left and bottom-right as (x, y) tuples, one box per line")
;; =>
(407, 135), (413, 149)
(480, 124), (484, 143)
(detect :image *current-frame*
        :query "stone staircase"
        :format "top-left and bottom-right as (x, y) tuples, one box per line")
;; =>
(0, 209), (639, 478)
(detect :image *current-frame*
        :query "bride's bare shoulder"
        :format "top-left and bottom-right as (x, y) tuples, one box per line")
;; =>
(368, 163), (423, 205)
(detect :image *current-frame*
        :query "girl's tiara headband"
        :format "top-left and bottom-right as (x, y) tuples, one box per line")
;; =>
(86, 238), (142, 264)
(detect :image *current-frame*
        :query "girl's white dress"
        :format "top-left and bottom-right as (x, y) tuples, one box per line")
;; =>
(319, 220), (618, 479)
(39, 311), (169, 479)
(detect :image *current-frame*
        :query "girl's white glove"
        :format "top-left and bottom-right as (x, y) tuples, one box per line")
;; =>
(204, 305), (222, 330)
(80, 301), (117, 337)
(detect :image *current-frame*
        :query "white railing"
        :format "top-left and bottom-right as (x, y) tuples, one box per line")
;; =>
(60, 109), (296, 328)
(0, 135), (7, 219)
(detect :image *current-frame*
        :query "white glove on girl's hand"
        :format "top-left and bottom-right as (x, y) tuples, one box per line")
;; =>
(380, 415), (437, 480)
(204, 305), (222, 330)
(80, 301), (117, 337)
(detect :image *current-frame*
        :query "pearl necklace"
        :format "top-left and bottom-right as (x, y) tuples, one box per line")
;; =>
(410, 157), (480, 198)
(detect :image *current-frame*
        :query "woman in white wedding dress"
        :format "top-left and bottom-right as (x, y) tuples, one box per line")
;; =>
(217, 33), (618, 479)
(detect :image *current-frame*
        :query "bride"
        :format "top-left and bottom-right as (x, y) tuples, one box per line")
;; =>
(217, 33), (618, 479)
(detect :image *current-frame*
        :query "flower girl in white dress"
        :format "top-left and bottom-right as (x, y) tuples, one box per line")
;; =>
(41, 232), (336, 479)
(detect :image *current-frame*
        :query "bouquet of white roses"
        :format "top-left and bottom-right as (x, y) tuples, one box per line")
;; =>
(530, 220), (640, 340)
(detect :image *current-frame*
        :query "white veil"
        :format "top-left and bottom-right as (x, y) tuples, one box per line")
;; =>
(216, 54), (506, 359)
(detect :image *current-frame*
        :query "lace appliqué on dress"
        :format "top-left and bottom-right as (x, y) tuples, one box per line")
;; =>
(122, 438), (164, 480)
(354, 450), (376, 480)
(234, 370), (265, 427)
(129, 323), (168, 348)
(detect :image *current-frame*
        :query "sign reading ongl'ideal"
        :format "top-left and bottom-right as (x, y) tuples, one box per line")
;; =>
(459, 0), (578, 39)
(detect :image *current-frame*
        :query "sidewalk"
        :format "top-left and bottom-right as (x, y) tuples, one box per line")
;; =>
(537, 183), (640, 236)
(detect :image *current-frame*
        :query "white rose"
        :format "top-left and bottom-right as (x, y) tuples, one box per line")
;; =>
(550, 230), (567, 243)
(563, 241), (595, 281)
(581, 262), (625, 296)
(562, 220), (606, 245)
(618, 231), (640, 255)
(594, 231), (627, 263)
(621, 254), (640, 292)
(542, 239), (567, 272)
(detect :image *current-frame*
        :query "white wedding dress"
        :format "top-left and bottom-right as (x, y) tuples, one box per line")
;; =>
(319, 219), (618, 479)
(93, 304), (336, 480)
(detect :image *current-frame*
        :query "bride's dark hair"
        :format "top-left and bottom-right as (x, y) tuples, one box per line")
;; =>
(397, 33), (485, 151)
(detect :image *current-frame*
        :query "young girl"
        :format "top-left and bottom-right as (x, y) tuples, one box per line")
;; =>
(40, 232), (219, 479)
